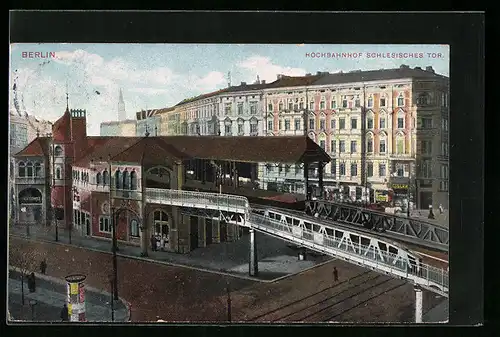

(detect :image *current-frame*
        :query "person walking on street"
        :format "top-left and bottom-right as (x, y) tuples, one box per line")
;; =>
(439, 204), (444, 214)
(28, 272), (36, 293)
(40, 259), (47, 275)
(333, 267), (339, 282)
(150, 234), (157, 252)
(60, 303), (69, 321)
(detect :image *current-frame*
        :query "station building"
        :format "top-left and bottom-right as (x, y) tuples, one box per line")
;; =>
(13, 106), (329, 254)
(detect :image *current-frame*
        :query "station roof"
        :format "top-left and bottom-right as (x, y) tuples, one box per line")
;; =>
(73, 135), (331, 167)
(13, 137), (51, 157)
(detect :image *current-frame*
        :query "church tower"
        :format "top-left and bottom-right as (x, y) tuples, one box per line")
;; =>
(118, 88), (126, 120)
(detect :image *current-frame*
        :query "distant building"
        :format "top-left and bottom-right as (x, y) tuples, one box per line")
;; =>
(100, 120), (137, 137)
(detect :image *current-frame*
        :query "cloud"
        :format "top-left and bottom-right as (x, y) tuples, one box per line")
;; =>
(193, 71), (226, 90)
(237, 55), (306, 83)
(129, 87), (171, 95)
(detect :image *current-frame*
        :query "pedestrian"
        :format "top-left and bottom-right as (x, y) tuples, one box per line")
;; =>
(28, 272), (36, 293)
(60, 303), (69, 321)
(333, 267), (339, 282)
(150, 234), (157, 252)
(428, 205), (435, 219)
(439, 204), (444, 214)
(40, 259), (47, 275)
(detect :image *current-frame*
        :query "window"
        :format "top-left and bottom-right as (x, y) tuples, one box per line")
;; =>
(96, 172), (102, 185)
(123, 170), (130, 189)
(288, 101), (293, 110)
(250, 103), (257, 114)
(380, 97), (386, 107)
(379, 139), (386, 153)
(396, 137), (405, 154)
(367, 138), (373, 153)
(367, 116), (373, 129)
(267, 120), (273, 131)
(417, 93), (430, 106)
(420, 160), (433, 178)
(339, 140), (346, 153)
(339, 118), (345, 129)
(285, 165), (291, 174)
(397, 94), (404, 107)
(309, 118), (315, 130)
(224, 104), (231, 116)
(354, 96), (360, 108)
(342, 96), (348, 108)
(350, 140), (357, 153)
(130, 219), (140, 237)
(34, 162), (41, 177)
(26, 162), (33, 177)
(421, 140), (433, 155)
(299, 101), (304, 110)
(130, 171), (137, 190)
(422, 118), (433, 129)
(279, 120), (282, 130)
(99, 216), (111, 233)
(115, 170), (122, 189)
(309, 101), (314, 110)
(284, 119), (291, 131)
(339, 162), (346, 176)
(103, 170), (109, 185)
(18, 161), (26, 177)
(56, 167), (61, 179)
(441, 164), (449, 179)
(351, 163), (358, 176)
(379, 116), (386, 129)
(225, 125), (232, 135)
(379, 164), (386, 177)
(319, 118), (326, 130)
(319, 140), (326, 150)
(331, 99), (337, 109)
(330, 140), (336, 153)
(54, 145), (63, 156)
(397, 115), (405, 129)
(367, 96), (373, 108)
(266, 163), (273, 172)
(294, 118), (301, 130)
(351, 118), (357, 129)
(367, 162), (373, 177)
(330, 159), (336, 175)
(320, 101), (325, 109)
(279, 102), (284, 111)
(250, 122), (258, 134)
(442, 118), (448, 131)
(330, 119), (336, 130)
(396, 164), (404, 177)
(442, 142), (449, 156)
(238, 124), (244, 134)
(268, 103), (273, 111)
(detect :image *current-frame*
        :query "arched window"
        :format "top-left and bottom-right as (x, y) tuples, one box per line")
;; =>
(417, 93), (430, 106)
(34, 162), (42, 177)
(115, 170), (122, 189)
(367, 95), (373, 108)
(366, 134), (374, 153)
(56, 167), (61, 179)
(396, 133), (405, 154)
(397, 93), (405, 107)
(153, 210), (169, 237)
(103, 170), (109, 185)
(96, 172), (102, 185)
(397, 110), (405, 129)
(18, 161), (26, 177)
(366, 112), (374, 129)
(379, 132), (387, 154)
(54, 145), (63, 156)
(26, 161), (34, 177)
(130, 219), (140, 237)
(123, 170), (130, 190)
(130, 171), (138, 190)
(379, 111), (387, 129)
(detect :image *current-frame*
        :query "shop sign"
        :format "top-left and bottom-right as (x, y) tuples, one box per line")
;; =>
(391, 183), (409, 190)
(19, 196), (42, 204)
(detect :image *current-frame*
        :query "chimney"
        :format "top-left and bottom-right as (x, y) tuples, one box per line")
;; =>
(261, 80), (266, 84)
(306, 73), (312, 76)
(414, 66), (422, 70)
(426, 66), (435, 73)
(277, 74), (283, 80)
(240, 81), (247, 86)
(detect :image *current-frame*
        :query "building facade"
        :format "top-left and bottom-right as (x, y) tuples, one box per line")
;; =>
(100, 120), (137, 137)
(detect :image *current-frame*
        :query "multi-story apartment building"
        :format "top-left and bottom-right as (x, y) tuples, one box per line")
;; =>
(100, 119), (137, 136)
(136, 109), (161, 137)
(9, 111), (52, 219)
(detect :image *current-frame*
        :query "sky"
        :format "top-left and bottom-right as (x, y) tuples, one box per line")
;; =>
(10, 44), (449, 136)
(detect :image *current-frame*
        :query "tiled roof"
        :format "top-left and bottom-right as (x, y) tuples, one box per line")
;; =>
(265, 74), (326, 89)
(73, 137), (143, 166)
(312, 67), (447, 86)
(175, 88), (230, 106)
(110, 137), (190, 164)
(14, 137), (50, 157)
(51, 108), (71, 140)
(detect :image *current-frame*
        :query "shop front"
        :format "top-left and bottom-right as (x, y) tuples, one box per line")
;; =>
(390, 182), (410, 210)
(18, 187), (44, 224)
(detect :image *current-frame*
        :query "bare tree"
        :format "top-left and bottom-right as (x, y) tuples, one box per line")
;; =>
(9, 246), (39, 305)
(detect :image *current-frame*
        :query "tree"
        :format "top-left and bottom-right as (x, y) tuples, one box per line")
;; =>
(9, 246), (39, 305)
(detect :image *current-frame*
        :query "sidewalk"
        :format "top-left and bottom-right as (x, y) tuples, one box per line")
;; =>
(8, 267), (129, 322)
(409, 210), (449, 228)
(9, 224), (331, 282)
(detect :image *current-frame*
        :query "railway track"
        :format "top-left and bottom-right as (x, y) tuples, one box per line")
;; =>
(247, 270), (406, 323)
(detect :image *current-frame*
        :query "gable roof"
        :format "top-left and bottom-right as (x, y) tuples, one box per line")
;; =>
(14, 137), (50, 157)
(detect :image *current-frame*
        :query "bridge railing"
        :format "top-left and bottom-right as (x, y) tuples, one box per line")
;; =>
(249, 213), (448, 294)
(145, 188), (250, 214)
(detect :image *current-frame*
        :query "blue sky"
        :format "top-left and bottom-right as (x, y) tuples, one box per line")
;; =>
(10, 44), (449, 136)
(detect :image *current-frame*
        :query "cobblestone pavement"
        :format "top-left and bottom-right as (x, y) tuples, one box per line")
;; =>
(10, 224), (331, 281)
(8, 269), (128, 322)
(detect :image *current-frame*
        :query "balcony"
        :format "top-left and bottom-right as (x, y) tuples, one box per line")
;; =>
(111, 189), (141, 200)
(16, 176), (46, 185)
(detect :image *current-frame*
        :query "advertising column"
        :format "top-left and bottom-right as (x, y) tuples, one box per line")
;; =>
(65, 274), (87, 322)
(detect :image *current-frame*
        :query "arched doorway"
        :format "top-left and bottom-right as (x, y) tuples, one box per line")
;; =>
(153, 210), (170, 251)
(18, 188), (43, 224)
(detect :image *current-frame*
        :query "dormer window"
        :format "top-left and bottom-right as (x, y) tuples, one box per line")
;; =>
(26, 161), (33, 177)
